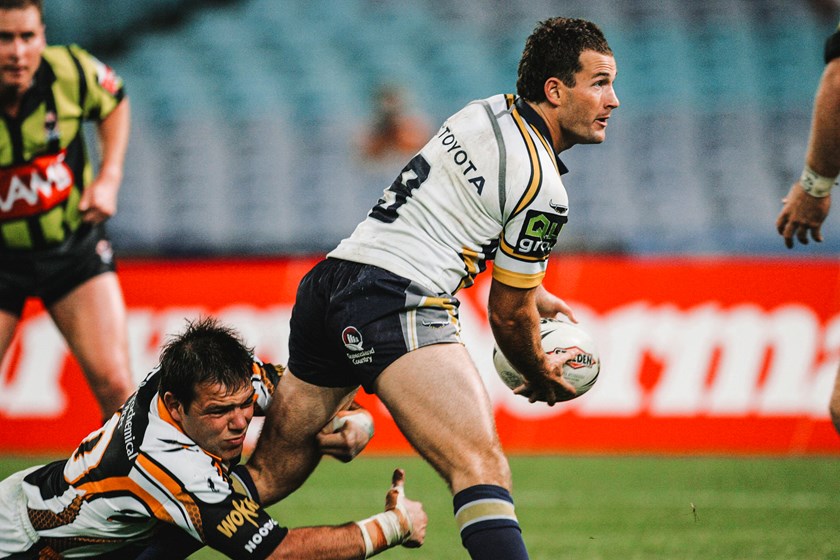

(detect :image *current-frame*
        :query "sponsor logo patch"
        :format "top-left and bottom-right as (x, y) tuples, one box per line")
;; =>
(514, 210), (567, 258)
(342, 326), (375, 365)
(216, 497), (261, 538)
(92, 56), (122, 96)
(341, 327), (364, 352)
(0, 150), (74, 220)
(245, 519), (280, 553)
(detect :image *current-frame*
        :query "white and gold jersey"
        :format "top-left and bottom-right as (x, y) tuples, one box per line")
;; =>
(0, 361), (285, 559)
(330, 94), (569, 294)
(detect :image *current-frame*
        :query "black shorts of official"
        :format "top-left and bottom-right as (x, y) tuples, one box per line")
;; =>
(288, 258), (463, 393)
(0, 224), (117, 316)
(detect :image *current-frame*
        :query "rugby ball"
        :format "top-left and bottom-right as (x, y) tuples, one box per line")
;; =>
(492, 318), (600, 401)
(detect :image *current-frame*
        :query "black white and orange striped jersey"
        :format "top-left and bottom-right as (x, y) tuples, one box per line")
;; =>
(329, 94), (569, 294)
(0, 44), (125, 251)
(7, 360), (286, 559)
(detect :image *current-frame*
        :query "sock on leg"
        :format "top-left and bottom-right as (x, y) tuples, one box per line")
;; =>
(453, 484), (529, 560)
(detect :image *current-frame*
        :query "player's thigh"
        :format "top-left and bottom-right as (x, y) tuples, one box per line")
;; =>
(374, 343), (510, 493)
(47, 272), (130, 375)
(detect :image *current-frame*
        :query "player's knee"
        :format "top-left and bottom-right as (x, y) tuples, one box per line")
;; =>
(86, 366), (132, 398)
(448, 446), (512, 491)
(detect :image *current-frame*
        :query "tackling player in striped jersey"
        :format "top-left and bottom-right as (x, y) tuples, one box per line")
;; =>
(0, 317), (427, 559)
(246, 17), (619, 560)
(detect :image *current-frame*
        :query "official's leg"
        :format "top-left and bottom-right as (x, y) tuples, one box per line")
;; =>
(375, 343), (529, 559)
(247, 370), (356, 505)
(48, 272), (133, 418)
(0, 309), (20, 374)
(829, 365), (840, 435)
(0, 249), (26, 373)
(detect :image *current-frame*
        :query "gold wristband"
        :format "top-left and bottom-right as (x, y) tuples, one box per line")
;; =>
(800, 165), (837, 198)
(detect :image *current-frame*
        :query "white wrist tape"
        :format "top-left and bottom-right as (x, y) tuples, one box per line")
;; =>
(355, 511), (407, 558)
(800, 165), (837, 197)
(356, 517), (375, 558)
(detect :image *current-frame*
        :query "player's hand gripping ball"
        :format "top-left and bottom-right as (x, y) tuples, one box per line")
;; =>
(492, 318), (600, 401)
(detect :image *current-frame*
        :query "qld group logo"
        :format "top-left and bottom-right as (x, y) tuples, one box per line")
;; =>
(515, 209), (566, 258)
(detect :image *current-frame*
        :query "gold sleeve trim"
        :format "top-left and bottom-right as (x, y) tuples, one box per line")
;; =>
(491, 266), (544, 289)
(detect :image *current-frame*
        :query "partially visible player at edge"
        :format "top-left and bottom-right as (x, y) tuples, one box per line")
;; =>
(0, 317), (426, 559)
(244, 17), (619, 560)
(0, 0), (132, 419)
(775, 21), (840, 436)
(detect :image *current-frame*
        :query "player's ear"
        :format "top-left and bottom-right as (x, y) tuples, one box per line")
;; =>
(163, 391), (186, 423)
(544, 77), (563, 106)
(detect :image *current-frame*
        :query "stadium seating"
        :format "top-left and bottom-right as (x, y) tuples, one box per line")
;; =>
(46, 0), (840, 255)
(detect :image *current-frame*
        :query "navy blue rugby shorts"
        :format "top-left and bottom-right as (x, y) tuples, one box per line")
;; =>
(288, 258), (463, 393)
(0, 225), (117, 316)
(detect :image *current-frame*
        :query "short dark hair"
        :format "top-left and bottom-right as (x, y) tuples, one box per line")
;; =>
(158, 317), (254, 410)
(516, 17), (613, 102)
(0, 0), (42, 16)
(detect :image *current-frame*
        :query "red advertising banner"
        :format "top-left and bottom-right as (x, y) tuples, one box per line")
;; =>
(1, 256), (838, 455)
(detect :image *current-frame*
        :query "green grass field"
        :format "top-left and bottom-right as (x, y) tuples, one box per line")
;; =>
(2, 454), (839, 559)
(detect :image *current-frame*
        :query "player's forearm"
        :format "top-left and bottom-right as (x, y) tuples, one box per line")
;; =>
(806, 59), (840, 179)
(487, 281), (548, 381)
(248, 444), (321, 505)
(267, 524), (366, 560)
(96, 98), (131, 183)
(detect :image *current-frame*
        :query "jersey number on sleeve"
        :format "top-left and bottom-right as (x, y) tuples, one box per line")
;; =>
(65, 420), (120, 484)
(369, 154), (431, 223)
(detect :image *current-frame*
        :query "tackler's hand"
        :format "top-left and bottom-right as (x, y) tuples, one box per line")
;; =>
(355, 469), (427, 557)
(384, 469), (427, 549)
(316, 407), (374, 462)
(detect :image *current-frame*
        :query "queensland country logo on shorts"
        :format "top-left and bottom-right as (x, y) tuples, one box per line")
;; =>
(96, 239), (114, 265)
(342, 326), (375, 366)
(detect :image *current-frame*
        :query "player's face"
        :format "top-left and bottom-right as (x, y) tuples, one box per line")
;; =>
(0, 6), (45, 94)
(554, 50), (619, 149)
(177, 381), (256, 462)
